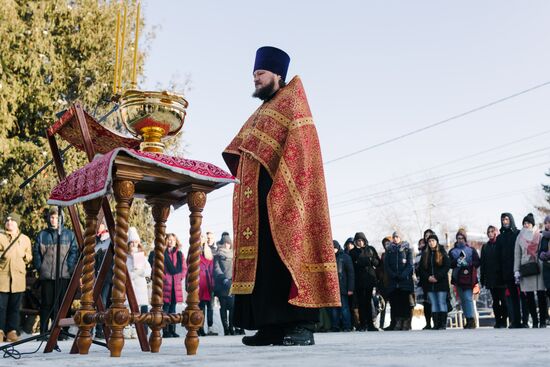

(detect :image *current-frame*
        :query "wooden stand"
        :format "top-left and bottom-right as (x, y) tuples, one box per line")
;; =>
(46, 103), (232, 357)
(44, 104), (149, 353)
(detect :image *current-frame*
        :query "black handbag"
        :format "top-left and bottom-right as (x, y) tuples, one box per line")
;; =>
(519, 261), (540, 277)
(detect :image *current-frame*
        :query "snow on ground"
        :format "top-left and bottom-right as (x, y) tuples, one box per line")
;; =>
(2, 327), (550, 367)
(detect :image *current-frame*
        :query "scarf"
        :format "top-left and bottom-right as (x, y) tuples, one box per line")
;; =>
(517, 228), (541, 260)
(165, 247), (182, 275)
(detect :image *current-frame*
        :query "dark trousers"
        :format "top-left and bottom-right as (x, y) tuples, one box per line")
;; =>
(329, 293), (352, 330)
(389, 289), (412, 318)
(0, 292), (23, 332)
(525, 290), (548, 326)
(505, 283), (522, 327)
(219, 295), (234, 330)
(356, 286), (375, 329)
(39, 278), (70, 333)
(489, 288), (508, 326)
(163, 284), (177, 314)
(199, 300), (214, 327)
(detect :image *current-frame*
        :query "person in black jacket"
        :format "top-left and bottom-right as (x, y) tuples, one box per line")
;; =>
(214, 236), (237, 335)
(480, 225), (508, 328)
(349, 232), (380, 331)
(497, 212), (522, 328)
(329, 241), (354, 332)
(538, 215), (550, 308)
(419, 234), (450, 330)
(384, 232), (414, 331)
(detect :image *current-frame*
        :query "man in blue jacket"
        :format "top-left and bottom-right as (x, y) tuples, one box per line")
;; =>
(33, 207), (77, 339)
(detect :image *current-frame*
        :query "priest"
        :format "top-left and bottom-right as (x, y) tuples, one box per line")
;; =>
(223, 46), (340, 346)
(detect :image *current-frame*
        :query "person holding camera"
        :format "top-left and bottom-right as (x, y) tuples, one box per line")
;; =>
(449, 231), (480, 329)
(0, 212), (32, 342)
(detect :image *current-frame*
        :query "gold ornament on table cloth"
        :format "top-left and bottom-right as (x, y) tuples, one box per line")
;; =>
(112, 1), (188, 154)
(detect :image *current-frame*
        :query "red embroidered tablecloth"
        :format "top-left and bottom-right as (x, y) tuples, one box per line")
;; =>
(48, 148), (237, 206)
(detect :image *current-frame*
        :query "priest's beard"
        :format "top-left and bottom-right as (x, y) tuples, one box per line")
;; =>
(252, 79), (277, 101)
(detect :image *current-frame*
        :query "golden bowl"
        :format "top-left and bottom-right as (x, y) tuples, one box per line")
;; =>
(119, 89), (188, 153)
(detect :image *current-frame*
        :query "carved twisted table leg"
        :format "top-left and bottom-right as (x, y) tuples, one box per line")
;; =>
(75, 198), (102, 354)
(107, 180), (134, 357)
(183, 191), (206, 355)
(149, 202), (170, 353)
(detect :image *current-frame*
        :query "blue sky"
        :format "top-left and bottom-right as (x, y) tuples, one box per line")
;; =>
(140, 0), (550, 249)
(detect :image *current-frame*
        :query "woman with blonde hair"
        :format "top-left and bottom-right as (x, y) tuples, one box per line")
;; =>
(125, 227), (151, 338)
(163, 233), (186, 337)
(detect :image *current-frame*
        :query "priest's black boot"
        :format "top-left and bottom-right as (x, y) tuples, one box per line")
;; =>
(282, 326), (315, 346)
(242, 327), (284, 346)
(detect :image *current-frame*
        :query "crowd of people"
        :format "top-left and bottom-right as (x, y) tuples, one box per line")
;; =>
(325, 212), (550, 332)
(0, 208), (549, 343)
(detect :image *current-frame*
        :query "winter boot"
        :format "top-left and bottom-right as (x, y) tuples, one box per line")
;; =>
(366, 321), (379, 332)
(464, 318), (476, 329)
(394, 318), (404, 331)
(434, 312), (441, 330)
(6, 330), (18, 342)
(423, 303), (432, 330)
(198, 327), (206, 337)
(282, 326), (315, 346)
(207, 326), (218, 336)
(352, 308), (361, 330)
(440, 313), (448, 330)
(402, 317), (412, 331)
(163, 326), (172, 338)
(242, 327), (284, 346)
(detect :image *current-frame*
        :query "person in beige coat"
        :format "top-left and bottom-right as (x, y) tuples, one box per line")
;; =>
(514, 213), (547, 327)
(0, 212), (32, 342)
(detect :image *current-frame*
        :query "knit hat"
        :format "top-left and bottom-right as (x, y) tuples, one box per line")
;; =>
(544, 215), (550, 224)
(522, 213), (535, 227)
(382, 236), (392, 245)
(5, 212), (21, 224)
(333, 240), (342, 250)
(127, 227), (141, 243)
(392, 231), (400, 238)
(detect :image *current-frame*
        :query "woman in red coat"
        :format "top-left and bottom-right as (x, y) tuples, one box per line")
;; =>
(163, 233), (186, 337)
(198, 240), (217, 336)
